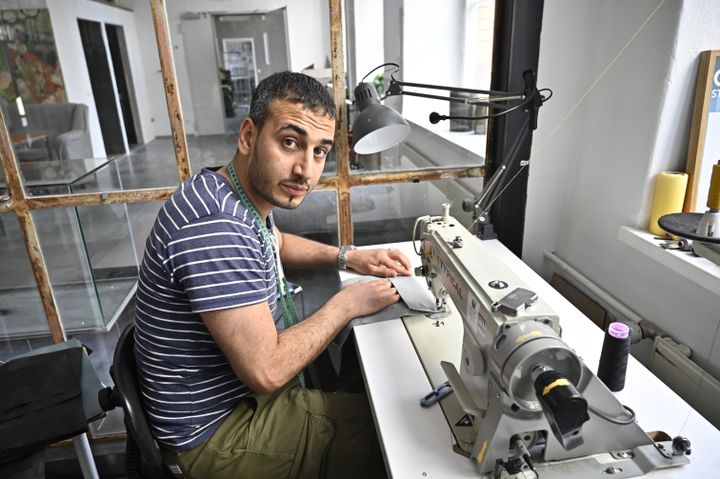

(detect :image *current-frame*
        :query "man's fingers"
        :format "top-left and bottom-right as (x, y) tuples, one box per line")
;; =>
(369, 264), (397, 278)
(385, 250), (412, 274)
(379, 255), (410, 276)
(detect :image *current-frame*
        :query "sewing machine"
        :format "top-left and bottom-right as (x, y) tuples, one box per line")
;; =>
(413, 206), (690, 478)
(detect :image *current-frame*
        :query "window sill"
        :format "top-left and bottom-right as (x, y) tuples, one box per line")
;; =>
(617, 226), (720, 296)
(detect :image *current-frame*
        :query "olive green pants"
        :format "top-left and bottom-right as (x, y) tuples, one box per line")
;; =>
(162, 381), (387, 479)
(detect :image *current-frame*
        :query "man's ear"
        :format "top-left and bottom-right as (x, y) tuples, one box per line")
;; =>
(237, 117), (256, 155)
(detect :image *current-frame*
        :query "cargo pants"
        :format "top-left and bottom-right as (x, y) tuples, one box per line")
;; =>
(162, 380), (387, 479)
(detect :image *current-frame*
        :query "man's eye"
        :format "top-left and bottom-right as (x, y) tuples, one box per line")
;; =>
(314, 147), (328, 158)
(283, 138), (298, 149)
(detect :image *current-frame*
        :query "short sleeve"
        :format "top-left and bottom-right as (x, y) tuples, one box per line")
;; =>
(165, 212), (273, 313)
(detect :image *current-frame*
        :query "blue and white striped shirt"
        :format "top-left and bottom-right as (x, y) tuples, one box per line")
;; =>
(134, 168), (279, 451)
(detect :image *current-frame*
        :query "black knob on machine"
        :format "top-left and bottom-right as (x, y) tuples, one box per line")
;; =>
(534, 369), (589, 450)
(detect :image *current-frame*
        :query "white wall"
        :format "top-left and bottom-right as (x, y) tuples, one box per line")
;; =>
(351, 0), (384, 87)
(525, 0), (720, 379)
(402, 0), (466, 128)
(132, 0), (331, 137)
(46, 0), (153, 157)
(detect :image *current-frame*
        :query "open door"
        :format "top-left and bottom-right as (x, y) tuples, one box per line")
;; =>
(181, 13), (225, 136)
(105, 23), (141, 147)
(78, 19), (126, 155)
(182, 9), (291, 136)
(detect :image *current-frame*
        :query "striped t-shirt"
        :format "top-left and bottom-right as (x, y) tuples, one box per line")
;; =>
(134, 168), (280, 451)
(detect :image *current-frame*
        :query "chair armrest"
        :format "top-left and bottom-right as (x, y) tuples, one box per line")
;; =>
(56, 130), (85, 143)
(55, 130), (92, 160)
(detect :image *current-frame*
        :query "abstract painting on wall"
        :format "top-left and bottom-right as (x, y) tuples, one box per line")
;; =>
(0, 8), (67, 104)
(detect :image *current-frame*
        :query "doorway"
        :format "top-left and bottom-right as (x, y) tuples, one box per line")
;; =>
(215, 10), (290, 134)
(77, 19), (126, 156)
(181, 9), (290, 136)
(105, 23), (141, 147)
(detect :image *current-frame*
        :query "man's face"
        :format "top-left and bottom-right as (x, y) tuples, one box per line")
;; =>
(240, 100), (335, 213)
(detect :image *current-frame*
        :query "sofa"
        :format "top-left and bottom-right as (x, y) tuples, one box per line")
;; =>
(1, 99), (92, 163)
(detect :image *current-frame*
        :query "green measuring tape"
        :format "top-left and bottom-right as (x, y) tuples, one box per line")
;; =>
(226, 161), (306, 387)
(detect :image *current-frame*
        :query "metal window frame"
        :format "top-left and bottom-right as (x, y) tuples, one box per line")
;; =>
(0, 0), (485, 346)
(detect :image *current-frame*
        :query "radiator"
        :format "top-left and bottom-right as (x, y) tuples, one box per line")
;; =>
(649, 335), (720, 429)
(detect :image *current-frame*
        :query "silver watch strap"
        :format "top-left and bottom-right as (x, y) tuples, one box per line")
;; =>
(338, 244), (356, 270)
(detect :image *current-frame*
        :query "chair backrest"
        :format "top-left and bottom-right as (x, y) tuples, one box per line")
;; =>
(111, 324), (168, 476)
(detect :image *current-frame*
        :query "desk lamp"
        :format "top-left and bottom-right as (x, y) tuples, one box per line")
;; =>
(352, 63), (551, 235)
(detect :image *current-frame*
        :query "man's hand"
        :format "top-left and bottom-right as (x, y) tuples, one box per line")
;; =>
(345, 248), (413, 277)
(329, 279), (400, 319)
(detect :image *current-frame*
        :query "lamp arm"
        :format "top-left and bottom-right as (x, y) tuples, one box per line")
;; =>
(475, 116), (531, 214)
(391, 89), (479, 104)
(388, 78), (524, 98)
(390, 89), (522, 110)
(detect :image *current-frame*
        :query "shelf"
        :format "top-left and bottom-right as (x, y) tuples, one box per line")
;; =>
(617, 226), (720, 296)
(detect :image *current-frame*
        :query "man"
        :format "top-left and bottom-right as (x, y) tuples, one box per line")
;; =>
(134, 71), (412, 479)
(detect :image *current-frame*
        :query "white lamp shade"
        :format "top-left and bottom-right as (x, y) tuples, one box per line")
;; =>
(353, 103), (410, 155)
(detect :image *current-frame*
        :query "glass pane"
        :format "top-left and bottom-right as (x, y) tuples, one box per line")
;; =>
(0, 211), (55, 361)
(274, 189), (339, 246)
(71, 200), (164, 439)
(127, 200), (165, 263)
(0, 157), (122, 196)
(347, 0), (494, 169)
(350, 178), (483, 246)
(30, 207), (103, 332)
(351, 139), (483, 174)
(0, 10), (92, 163)
(0, 5), (188, 190)
(274, 189), (340, 323)
(74, 202), (139, 326)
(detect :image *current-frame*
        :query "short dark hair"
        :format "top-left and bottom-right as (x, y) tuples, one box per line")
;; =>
(248, 71), (337, 130)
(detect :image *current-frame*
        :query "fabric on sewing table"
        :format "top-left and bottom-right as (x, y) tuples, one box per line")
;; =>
(328, 275), (437, 374)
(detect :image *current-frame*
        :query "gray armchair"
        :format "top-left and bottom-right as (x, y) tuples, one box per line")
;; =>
(1, 99), (92, 162)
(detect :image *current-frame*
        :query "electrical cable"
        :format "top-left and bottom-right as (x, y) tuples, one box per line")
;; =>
(412, 215), (432, 256)
(588, 403), (636, 425)
(361, 62), (400, 83)
(431, 87), (553, 123)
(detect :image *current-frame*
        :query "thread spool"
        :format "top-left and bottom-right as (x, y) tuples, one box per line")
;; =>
(707, 161), (720, 210)
(648, 171), (688, 236)
(597, 322), (631, 392)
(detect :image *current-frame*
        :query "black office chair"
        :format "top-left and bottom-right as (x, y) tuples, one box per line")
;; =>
(98, 324), (180, 479)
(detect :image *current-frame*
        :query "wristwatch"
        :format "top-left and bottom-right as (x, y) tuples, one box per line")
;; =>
(337, 244), (356, 270)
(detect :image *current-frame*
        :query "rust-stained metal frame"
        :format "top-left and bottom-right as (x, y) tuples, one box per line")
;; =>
(0, 0), (191, 343)
(326, 0), (484, 244)
(0, 0), (485, 444)
(0, 109), (65, 344)
(328, 0), (353, 244)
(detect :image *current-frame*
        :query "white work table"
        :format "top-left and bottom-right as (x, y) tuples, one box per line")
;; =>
(342, 240), (720, 478)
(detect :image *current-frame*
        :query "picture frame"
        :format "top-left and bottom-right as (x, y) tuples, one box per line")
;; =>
(684, 50), (720, 212)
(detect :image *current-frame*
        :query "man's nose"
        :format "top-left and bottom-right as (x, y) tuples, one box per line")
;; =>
(292, 149), (314, 176)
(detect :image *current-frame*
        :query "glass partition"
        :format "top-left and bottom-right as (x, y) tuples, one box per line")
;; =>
(0, 0), (494, 447)
(274, 189), (339, 246)
(0, 159), (139, 338)
(351, 178), (483, 246)
(346, 0), (494, 171)
(0, 211), (54, 354)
